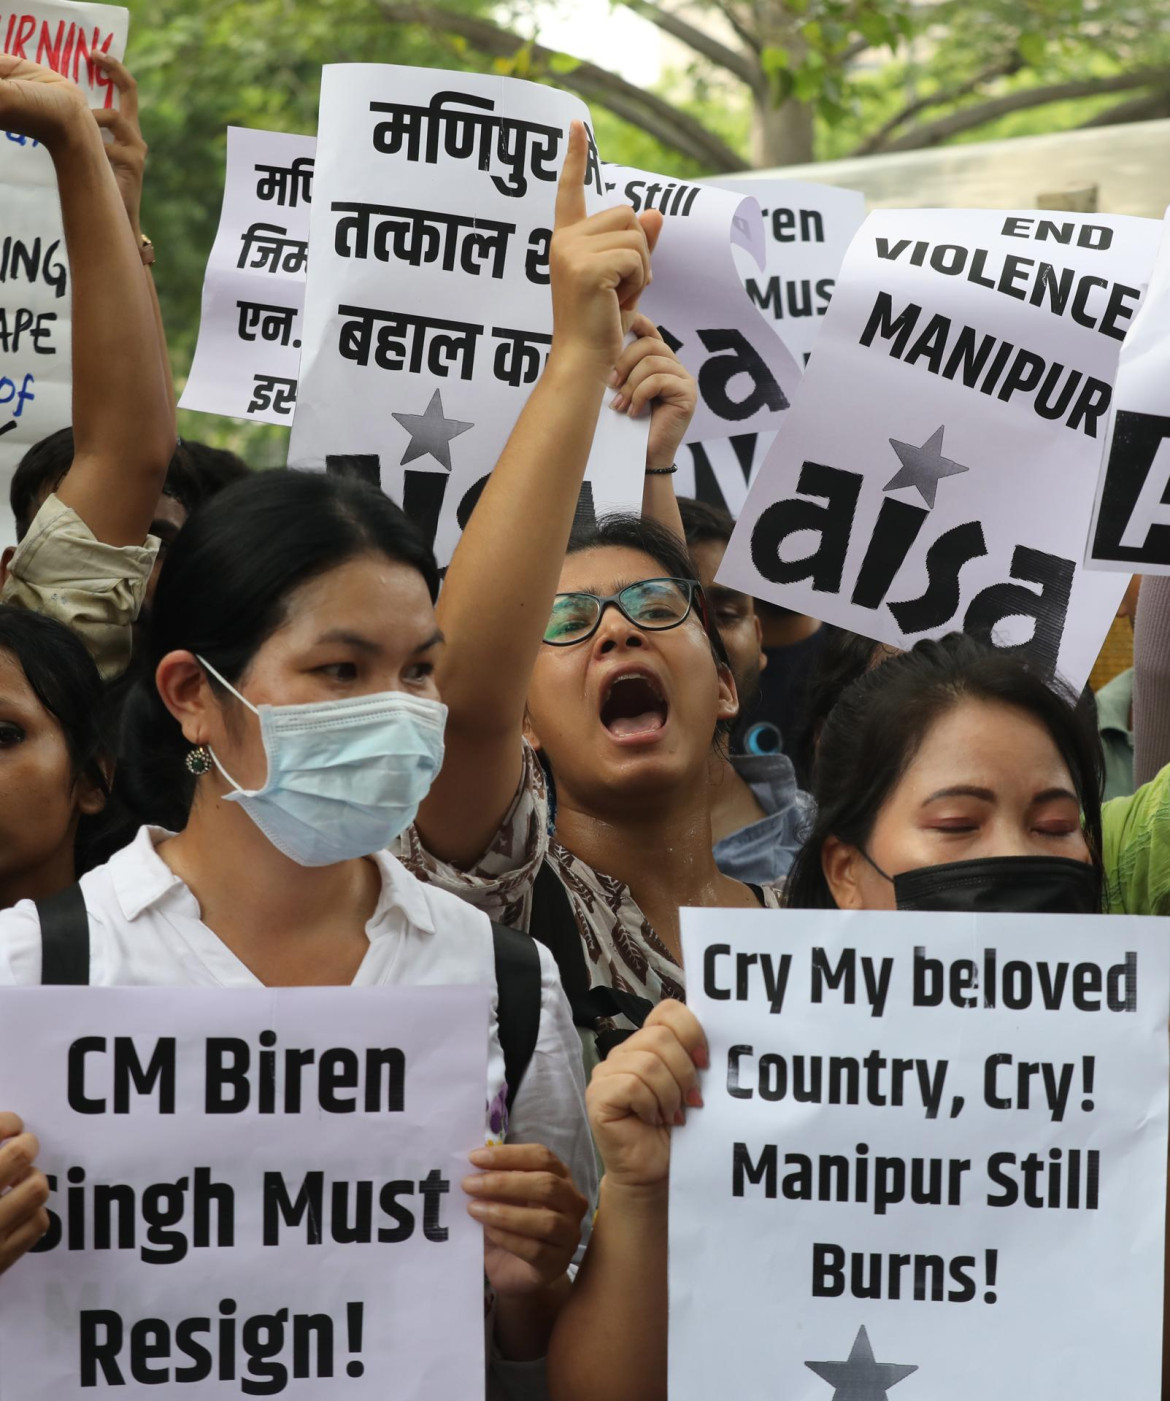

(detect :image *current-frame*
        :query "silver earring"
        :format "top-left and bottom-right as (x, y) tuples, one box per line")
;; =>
(185, 746), (213, 776)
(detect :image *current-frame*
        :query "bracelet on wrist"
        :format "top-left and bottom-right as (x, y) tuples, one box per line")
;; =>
(645, 464), (678, 476)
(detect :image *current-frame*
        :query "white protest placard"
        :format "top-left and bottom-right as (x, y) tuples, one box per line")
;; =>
(709, 177), (867, 368)
(601, 164), (800, 444)
(0, 985), (489, 1398)
(1087, 207), (1170, 572)
(672, 907), (1169, 1400)
(179, 127), (313, 426)
(290, 64), (648, 568)
(719, 209), (1161, 689)
(0, 1), (128, 538)
(675, 182), (864, 516)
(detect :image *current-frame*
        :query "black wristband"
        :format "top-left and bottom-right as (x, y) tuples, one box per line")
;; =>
(645, 464), (678, 475)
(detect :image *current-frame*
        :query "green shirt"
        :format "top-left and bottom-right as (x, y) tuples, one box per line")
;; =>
(1095, 668), (1135, 803)
(1103, 757), (1170, 914)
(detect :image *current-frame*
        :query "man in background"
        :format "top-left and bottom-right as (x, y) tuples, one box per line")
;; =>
(678, 498), (812, 883)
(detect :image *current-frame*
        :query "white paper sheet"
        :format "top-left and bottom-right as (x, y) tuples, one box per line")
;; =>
(0, 984), (488, 1398)
(289, 64), (649, 567)
(601, 164), (801, 444)
(179, 127), (314, 427)
(673, 907), (1170, 1400)
(719, 208), (1161, 689)
(675, 181), (865, 516)
(0, 0), (128, 543)
(1086, 206), (1170, 572)
(709, 176), (867, 369)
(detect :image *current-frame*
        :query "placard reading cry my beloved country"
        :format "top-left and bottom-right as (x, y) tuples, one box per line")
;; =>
(671, 908), (1169, 1400)
(719, 208), (1161, 691)
(0, 986), (488, 1399)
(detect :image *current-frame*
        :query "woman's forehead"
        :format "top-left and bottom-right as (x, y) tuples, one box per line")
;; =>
(558, 545), (668, 594)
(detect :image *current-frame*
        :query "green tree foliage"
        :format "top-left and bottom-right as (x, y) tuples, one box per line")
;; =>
(117, 0), (1170, 454)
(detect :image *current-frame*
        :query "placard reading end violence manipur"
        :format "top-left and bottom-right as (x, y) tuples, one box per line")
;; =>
(719, 209), (1161, 691)
(672, 908), (1169, 1400)
(290, 65), (649, 569)
(0, 986), (489, 1399)
(179, 127), (314, 426)
(0, 0), (129, 539)
(1087, 207), (1170, 573)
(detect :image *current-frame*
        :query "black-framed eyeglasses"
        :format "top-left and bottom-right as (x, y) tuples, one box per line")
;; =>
(543, 577), (704, 647)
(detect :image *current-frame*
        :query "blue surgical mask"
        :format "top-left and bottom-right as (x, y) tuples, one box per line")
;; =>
(197, 658), (447, 867)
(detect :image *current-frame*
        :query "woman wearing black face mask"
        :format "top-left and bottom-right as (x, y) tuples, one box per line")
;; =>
(545, 634), (1109, 1401)
(782, 633), (1104, 914)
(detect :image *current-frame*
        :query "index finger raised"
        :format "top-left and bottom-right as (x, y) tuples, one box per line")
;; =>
(554, 119), (588, 230)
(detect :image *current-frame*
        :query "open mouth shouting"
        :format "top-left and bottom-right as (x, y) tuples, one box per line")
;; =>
(599, 667), (670, 743)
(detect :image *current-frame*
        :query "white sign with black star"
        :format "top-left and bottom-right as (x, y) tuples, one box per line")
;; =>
(671, 908), (1170, 1400)
(719, 207), (1162, 691)
(289, 64), (651, 568)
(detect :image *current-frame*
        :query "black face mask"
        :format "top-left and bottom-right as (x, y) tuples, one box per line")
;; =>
(865, 854), (1102, 914)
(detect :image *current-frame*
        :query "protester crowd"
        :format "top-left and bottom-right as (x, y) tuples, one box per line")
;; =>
(0, 47), (1168, 1401)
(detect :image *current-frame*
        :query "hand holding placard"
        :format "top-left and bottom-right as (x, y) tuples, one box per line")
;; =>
(0, 52), (92, 148)
(586, 1000), (707, 1189)
(464, 1142), (588, 1297)
(0, 1111), (49, 1274)
(89, 52), (145, 237)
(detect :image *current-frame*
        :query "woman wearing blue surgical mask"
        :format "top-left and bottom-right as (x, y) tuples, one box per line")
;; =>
(0, 471), (597, 1397)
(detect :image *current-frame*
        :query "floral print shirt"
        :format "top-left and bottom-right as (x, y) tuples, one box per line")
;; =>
(398, 744), (784, 1028)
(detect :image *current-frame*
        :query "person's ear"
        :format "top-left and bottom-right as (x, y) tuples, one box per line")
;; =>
(0, 545), (14, 590)
(822, 836), (865, 910)
(717, 662), (739, 723)
(753, 613), (766, 674)
(76, 764), (110, 818)
(155, 651), (218, 746)
(522, 708), (543, 754)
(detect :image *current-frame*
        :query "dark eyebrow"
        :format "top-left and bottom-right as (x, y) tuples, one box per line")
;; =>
(314, 627), (445, 656)
(920, 784), (1081, 808)
(1031, 787), (1080, 806)
(707, 584), (748, 605)
(921, 786), (996, 805)
(315, 629), (382, 653)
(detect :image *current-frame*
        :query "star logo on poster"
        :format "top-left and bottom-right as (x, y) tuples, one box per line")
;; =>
(391, 390), (473, 472)
(805, 1325), (918, 1400)
(883, 425), (969, 508)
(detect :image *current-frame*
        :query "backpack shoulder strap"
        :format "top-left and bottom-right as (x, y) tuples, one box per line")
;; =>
(36, 882), (90, 985)
(491, 922), (542, 1115)
(528, 858), (595, 1025)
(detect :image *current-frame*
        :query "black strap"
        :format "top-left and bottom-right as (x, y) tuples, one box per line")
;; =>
(529, 860), (655, 1058)
(491, 922), (542, 1114)
(36, 882), (90, 985)
(747, 882), (767, 908)
(529, 861), (595, 1026)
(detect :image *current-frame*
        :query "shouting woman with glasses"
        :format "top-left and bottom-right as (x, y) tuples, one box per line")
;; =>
(398, 124), (779, 1074)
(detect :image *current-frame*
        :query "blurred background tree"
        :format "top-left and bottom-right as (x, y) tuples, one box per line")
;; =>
(126, 0), (1170, 457)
